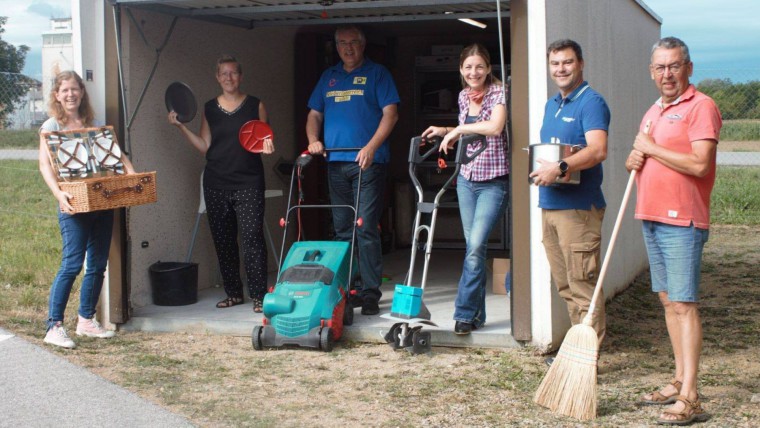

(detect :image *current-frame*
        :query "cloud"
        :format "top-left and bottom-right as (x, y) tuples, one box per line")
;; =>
(3, 1), (71, 47)
(27, 1), (69, 19)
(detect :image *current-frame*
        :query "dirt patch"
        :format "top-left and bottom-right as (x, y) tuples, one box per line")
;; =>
(9, 224), (760, 427)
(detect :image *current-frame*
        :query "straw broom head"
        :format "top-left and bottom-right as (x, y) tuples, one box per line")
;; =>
(533, 322), (599, 420)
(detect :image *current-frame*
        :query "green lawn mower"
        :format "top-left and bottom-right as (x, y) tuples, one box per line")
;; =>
(252, 149), (363, 352)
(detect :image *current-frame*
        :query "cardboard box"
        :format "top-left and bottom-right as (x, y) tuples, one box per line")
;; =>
(491, 258), (511, 295)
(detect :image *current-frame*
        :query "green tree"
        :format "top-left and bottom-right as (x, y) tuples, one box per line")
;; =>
(0, 16), (31, 127)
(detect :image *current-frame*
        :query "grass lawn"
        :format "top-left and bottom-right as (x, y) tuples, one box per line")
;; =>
(721, 119), (760, 142)
(0, 129), (39, 149)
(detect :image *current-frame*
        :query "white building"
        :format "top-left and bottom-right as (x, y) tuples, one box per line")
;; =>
(41, 17), (75, 106)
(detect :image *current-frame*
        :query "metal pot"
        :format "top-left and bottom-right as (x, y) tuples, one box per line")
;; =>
(525, 143), (583, 185)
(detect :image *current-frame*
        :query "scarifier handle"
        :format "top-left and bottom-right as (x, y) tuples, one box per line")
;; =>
(409, 136), (442, 164)
(584, 120), (651, 325)
(458, 134), (489, 165)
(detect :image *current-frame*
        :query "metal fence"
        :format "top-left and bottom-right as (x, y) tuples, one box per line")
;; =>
(0, 72), (45, 130)
(694, 69), (760, 143)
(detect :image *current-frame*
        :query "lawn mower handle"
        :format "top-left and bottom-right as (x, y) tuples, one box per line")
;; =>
(277, 148), (365, 286)
(297, 147), (365, 168)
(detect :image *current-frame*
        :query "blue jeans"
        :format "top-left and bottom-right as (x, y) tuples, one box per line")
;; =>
(642, 221), (709, 302)
(454, 176), (508, 327)
(48, 210), (114, 330)
(327, 162), (386, 302)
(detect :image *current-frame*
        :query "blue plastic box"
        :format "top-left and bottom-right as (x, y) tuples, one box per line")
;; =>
(391, 284), (423, 317)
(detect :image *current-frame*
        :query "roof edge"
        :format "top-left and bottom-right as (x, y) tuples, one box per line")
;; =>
(634, 0), (663, 24)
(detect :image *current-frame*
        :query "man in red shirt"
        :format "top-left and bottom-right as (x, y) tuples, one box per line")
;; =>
(627, 37), (722, 426)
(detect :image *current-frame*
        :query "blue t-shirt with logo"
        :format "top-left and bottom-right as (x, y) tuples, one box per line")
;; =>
(538, 82), (610, 210)
(307, 59), (400, 163)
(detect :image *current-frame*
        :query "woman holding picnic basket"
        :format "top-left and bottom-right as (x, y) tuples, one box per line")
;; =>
(38, 70), (136, 349)
(168, 54), (275, 313)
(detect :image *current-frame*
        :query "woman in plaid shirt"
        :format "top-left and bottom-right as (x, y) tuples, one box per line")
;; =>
(421, 44), (509, 335)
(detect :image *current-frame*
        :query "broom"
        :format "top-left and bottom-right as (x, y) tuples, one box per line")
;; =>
(533, 121), (651, 420)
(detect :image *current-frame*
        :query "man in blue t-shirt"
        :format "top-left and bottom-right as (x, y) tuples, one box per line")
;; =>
(306, 25), (400, 316)
(529, 39), (611, 353)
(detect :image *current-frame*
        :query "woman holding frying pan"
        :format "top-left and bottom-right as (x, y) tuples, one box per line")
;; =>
(168, 54), (275, 313)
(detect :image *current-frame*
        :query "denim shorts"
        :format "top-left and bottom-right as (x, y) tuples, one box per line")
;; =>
(641, 221), (709, 302)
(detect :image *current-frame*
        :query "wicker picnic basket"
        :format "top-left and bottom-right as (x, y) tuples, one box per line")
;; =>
(42, 125), (157, 213)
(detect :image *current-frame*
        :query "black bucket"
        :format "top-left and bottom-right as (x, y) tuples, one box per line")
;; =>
(149, 261), (198, 306)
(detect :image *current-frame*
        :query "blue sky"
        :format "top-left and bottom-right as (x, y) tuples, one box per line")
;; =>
(645, 0), (760, 82)
(3, 0), (760, 82)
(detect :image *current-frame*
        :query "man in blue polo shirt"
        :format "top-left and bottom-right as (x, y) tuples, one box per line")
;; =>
(529, 39), (611, 357)
(306, 25), (400, 316)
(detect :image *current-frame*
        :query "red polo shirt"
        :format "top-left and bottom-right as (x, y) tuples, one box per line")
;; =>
(635, 85), (722, 229)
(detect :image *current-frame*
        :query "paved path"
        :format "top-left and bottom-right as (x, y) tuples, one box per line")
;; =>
(0, 327), (193, 428)
(716, 151), (760, 166)
(0, 149), (38, 160)
(3, 150), (760, 165)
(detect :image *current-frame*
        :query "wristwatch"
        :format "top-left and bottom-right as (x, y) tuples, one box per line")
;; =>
(558, 160), (569, 178)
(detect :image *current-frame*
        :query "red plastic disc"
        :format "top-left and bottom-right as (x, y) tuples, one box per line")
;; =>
(239, 120), (273, 153)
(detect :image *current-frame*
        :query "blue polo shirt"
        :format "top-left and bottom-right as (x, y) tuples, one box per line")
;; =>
(538, 82), (610, 210)
(308, 59), (400, 163)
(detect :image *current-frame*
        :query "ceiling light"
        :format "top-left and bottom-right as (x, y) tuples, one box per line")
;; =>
(458, 18), (487, 29)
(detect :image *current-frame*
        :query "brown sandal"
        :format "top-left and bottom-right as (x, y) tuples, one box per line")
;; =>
(216, 296), (244, 308)
(656, 395), (708, 425)
(252, 297), (263, 313)
(641, 379), (683, 405)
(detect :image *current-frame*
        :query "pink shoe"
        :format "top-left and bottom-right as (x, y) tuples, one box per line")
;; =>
(76, 316), (115, 338)
(44, 322), (76, 349)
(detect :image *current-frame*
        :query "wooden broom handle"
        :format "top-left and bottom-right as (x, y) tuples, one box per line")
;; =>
(584, 120), (651, 324)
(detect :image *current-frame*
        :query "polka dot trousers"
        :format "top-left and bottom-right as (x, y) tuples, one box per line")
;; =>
(203, 186), (267, 300)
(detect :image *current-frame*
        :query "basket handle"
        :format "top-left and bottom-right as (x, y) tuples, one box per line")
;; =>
(93, 176), (152, 199)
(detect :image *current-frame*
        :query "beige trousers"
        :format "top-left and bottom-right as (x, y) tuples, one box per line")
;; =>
(542, 206), (606, 345)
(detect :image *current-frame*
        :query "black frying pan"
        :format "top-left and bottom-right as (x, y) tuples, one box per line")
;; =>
(165, 81), (197, 123)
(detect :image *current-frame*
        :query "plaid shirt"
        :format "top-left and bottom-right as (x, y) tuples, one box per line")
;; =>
(457, 83), (510, 181)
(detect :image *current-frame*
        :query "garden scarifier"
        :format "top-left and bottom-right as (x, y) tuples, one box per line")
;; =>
(383, 134), (488, 354)
(252, 148), (363, 352)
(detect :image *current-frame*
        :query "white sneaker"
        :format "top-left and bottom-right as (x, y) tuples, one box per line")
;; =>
(76, 316), (115, 338)
(44, 323), (76, 349)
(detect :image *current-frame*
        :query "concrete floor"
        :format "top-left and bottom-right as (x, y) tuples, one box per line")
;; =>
(124, 248), (519, 349)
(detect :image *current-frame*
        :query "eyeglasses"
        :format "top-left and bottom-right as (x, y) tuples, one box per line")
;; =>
(337, 40), (362, 48)
(218, 71), (240, 78)
(652, 61), (689, 76)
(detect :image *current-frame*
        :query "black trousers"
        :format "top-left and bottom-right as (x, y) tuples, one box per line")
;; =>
(203, 186), (267, 300)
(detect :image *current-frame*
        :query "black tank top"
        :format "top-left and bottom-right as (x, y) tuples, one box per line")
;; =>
(203, 95), (265, 190)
